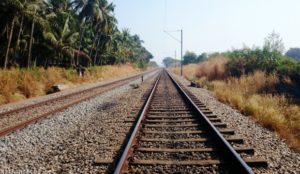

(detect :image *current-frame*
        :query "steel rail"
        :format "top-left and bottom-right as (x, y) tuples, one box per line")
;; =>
(114, 71), (162, 174)
(167, 71), (253, 173)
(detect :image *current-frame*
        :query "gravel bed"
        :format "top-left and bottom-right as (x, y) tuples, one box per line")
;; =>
(143, 126), (201, 132)
(130, 164), (221, 174)
(0, 70), (155, 113)
(140, 141), (208, 149)
(0, 70), (159, 173)
(143, 132), (204, 139)
(134, 151), (217, 161)
(171, 73), (300, 174)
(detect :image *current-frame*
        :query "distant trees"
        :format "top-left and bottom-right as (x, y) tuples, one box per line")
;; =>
(183, 51), (197, 65)
(148, 61), (159, 68)
(285, 48), (300, 61)
(0, 0), (152, 69)
(162, 57), (179, 68)
(163, 51), (207, 67)
(224, 32), (300, 82)
(197, 53), (208, 62)
(183, 51), (207, 65)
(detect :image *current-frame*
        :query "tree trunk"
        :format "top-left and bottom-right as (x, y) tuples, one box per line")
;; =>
(4, 16), (16, 69)
(89, 31), (101, 59)
(93, 37), (101, 65)
(16, 16), (24, 48)
(88, 22), (101, 59)
(76, 19), (87, 66)
(13, 15), (24, 64)
(44, 56), (48, 69)
(28, 18), (35, 69)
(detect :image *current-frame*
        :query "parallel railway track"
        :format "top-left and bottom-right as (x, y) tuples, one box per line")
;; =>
(114, 70), (267, 173)
(0, 69), (158, 137)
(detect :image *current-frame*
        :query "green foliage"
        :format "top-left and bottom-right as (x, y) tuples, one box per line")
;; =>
(135, 59), (148, 70)
(221, 32), (299, 84)
(183, 51), (197, 65)
(197, 53), (207, 62)
(225, 46), (300, 85)
(183, 51), (207, 65)
(0, 0), (152, 69)
(226, 45), (283, 76)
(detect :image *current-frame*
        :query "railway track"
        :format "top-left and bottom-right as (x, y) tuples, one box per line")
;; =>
(114, 70), (267, 173)
(0, 69), (158, 137)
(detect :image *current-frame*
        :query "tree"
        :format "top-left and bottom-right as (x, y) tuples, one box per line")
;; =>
(1, 0), (24, 68)
(183, 51), (197, 65)
(197, 53), (207, 62)
(162, 57), (179, 68)
(149, 61), (158, 68)
(263, 31), (284, 55)
(261, 31), (285, 71)
(285, 48), (300, 61)
(0, 0), (152, 68)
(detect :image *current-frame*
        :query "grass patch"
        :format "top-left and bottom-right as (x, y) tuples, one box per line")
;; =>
(172, 63), (300, 150)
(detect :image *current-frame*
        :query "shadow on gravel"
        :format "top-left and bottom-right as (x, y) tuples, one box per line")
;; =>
(97, 102), (117, 111)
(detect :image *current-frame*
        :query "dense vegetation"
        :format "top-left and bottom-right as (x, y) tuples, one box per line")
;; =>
(0, 0), (153, 69)
(170, 32), (300, 149)
(166, 32), (300, 85)
(223, 33), (300, 85)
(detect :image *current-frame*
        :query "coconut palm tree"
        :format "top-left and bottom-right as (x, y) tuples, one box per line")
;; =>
(1, 0), (23, 68)
(0, 0), (153, 68)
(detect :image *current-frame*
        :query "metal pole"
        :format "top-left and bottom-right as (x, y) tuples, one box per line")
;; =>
(175, 50), (177, 71)
(175, 50), (176, 59)
(181, 29), (183, 76)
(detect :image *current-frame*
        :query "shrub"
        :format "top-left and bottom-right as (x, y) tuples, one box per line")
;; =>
(19, 72), (41, 98)
(195, 56), (228, 80)
(0, 69), (20, 103)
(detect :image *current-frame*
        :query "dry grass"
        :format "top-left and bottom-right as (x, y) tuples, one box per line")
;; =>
(195, 56), (229, 80)
(0, 64), (141, 105)
(212, 73), (300, 149)
(170, 64), (198, 80)
(172, 62), (300, 149)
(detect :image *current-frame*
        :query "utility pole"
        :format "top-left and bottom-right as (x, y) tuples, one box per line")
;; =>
(163, 29), (183, 76)
(174, 50), (177, 68)
(180, 29), (183, 76)
(174, 50), (176, 59)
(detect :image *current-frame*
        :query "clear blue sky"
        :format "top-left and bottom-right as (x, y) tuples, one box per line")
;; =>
(112, 0), (300, 65)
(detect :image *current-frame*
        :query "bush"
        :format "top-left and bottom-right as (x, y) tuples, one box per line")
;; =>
(195, 56), (228, 80)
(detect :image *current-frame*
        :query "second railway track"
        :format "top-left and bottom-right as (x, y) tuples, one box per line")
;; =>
(114, 70), (267, 173)
(0, 69), (158, 137)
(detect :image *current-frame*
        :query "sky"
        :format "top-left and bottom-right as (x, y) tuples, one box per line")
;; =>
(112, 0), (300, 65)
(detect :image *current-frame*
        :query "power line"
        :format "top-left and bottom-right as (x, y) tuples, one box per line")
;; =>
(163, 30), (181, 43)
